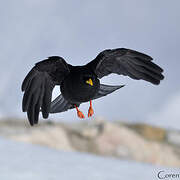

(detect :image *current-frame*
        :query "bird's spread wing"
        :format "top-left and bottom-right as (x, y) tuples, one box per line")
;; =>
(21, 56), (71, 126)
(86, 48), (164, 85)
(50, 94), (80, 113)
(92, 84), (124, 100)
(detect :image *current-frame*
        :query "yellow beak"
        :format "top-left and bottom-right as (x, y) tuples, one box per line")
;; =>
(86, 78), (93, 86)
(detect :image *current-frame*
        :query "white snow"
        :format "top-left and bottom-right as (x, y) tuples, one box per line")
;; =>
(0, 137), (179, 180)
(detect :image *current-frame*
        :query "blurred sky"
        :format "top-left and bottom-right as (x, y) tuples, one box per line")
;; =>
(0, 0), (179, 128)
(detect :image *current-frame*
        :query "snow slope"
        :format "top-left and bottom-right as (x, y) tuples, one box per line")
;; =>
(0, 137), (178, 180)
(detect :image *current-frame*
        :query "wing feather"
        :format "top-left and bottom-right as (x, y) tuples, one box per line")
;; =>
(86, 48), (164, 85)
(22, 56), (71, 125)
(21, 68), (37, 91)
(50, 94), (79, 113)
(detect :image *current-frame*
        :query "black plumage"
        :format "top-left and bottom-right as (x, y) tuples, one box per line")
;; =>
(22, 48), (164, 126)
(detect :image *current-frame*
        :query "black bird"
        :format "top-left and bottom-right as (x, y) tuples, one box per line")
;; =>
(22, 48), (164, 126)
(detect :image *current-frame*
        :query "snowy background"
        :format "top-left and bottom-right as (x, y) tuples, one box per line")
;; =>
(1, 137), (179, 180)
(0, 0), (179, 128)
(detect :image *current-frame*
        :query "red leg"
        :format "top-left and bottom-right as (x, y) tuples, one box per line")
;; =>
(88, 100), (94, 117)
(74, 105), (85, 119)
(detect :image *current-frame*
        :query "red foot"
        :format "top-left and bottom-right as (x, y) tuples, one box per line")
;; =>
(88, 100), (94, 117)
(75, 105), (85, 119)
(88, 107), (94, 117)
(77, 110), (85, 119)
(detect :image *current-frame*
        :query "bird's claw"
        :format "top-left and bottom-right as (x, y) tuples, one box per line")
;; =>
(88, 107), (94, 117)
(77, 111), (85, 119)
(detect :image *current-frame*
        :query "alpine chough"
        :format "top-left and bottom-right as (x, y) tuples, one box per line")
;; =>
(21, 48), (164, 126)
